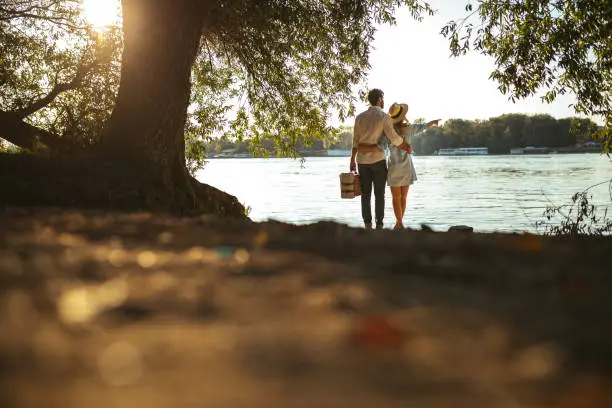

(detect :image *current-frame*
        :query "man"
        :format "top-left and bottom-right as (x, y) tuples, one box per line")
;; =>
(350, 89), (413, 230)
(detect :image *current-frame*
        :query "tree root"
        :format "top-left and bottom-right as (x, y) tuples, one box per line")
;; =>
(0, 152), (247, 218)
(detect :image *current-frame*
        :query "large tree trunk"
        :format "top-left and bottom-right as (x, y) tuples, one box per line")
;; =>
(76, 0), (245, 217)
(1, 0), (246, 217)
(102, 0), (202, 171)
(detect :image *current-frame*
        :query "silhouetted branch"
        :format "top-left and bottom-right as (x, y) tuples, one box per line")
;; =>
(0, 0), (84, 30)
(13, 59), (100, 119)
(0, 110), (67, 151)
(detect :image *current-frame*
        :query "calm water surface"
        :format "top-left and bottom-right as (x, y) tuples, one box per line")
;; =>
(197, 154), (611, 233)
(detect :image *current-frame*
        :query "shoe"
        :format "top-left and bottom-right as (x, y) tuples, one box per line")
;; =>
(375, 223), (383, 230)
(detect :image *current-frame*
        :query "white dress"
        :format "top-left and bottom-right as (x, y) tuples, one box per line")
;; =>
(386, 124), (426, 187)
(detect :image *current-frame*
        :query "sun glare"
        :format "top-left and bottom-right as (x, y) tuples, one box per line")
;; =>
(81, 0), (120, 29)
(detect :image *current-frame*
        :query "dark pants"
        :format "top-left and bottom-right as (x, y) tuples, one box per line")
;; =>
(358, 160), (387, 227)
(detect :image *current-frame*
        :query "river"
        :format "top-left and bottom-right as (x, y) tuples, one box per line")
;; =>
(196, 153), (611, 233)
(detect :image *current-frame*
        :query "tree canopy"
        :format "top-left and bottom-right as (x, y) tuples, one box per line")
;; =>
(1, 0), (435, 171)
(2, 1), (609, 162)
(0, 1), (121, 149)
(443, 0), (611, 153)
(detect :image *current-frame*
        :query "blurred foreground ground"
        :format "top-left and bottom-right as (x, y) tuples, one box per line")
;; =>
(1, 207), (611, 407)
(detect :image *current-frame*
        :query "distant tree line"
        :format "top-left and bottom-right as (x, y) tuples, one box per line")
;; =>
(412, 114), (599, 155)
(205, 134), (328, 156)
(205, 114), (599, 156)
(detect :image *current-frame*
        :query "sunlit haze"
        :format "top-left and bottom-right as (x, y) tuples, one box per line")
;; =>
(345, 0), (599, 127)
(81, 0), (120, 29)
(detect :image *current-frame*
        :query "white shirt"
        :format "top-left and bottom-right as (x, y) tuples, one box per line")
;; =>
(352, 106), (404, 164)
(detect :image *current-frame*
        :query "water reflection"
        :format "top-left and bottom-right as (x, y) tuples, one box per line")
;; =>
(197, 154), (611, 233)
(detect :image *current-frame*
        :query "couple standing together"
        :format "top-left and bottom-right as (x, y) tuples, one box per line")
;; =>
(349, 88), (439, 230)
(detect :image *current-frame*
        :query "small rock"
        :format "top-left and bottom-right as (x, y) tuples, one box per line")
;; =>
(448, 225), (473, 232)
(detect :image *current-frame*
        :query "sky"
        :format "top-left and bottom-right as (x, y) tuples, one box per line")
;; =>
(347, 0), (593, 126)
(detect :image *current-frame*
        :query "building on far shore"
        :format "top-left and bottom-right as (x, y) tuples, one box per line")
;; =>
(435, 147), (489, 156)
(510, 143), (603, 155)
(510, 146), (550, 155)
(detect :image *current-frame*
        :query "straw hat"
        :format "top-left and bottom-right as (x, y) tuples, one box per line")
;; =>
(388, 103), (408, 124)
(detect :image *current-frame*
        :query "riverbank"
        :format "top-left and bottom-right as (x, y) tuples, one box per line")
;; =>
(207, 146), (604, 159)
(2, 207), (612, 407)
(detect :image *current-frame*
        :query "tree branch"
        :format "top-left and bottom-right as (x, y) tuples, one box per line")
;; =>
(0, 110), (68, 151)
(0, 0), (82, 30)
(13, 59), (100, 119)
(0, 12), (83, 30)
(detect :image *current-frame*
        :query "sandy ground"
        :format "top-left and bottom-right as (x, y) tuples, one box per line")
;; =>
(1, 207), (612, 407)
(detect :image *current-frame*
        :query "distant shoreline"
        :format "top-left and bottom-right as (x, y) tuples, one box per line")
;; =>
(207, 147), (604, 159)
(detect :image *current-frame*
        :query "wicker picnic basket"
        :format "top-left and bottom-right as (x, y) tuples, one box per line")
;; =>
(339, 172), (361, 199)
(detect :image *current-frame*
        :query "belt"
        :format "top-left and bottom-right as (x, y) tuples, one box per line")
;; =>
(357, 144), (383, 152)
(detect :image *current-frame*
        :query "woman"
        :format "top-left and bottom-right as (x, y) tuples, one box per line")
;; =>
(386, 103), (439, 229)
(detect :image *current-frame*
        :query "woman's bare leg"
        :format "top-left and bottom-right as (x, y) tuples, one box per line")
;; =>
(400, 186), (410, 219)
(390, 186), (403, 228)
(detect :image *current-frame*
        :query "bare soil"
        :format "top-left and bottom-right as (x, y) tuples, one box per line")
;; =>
(1, 207), (612, 407)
